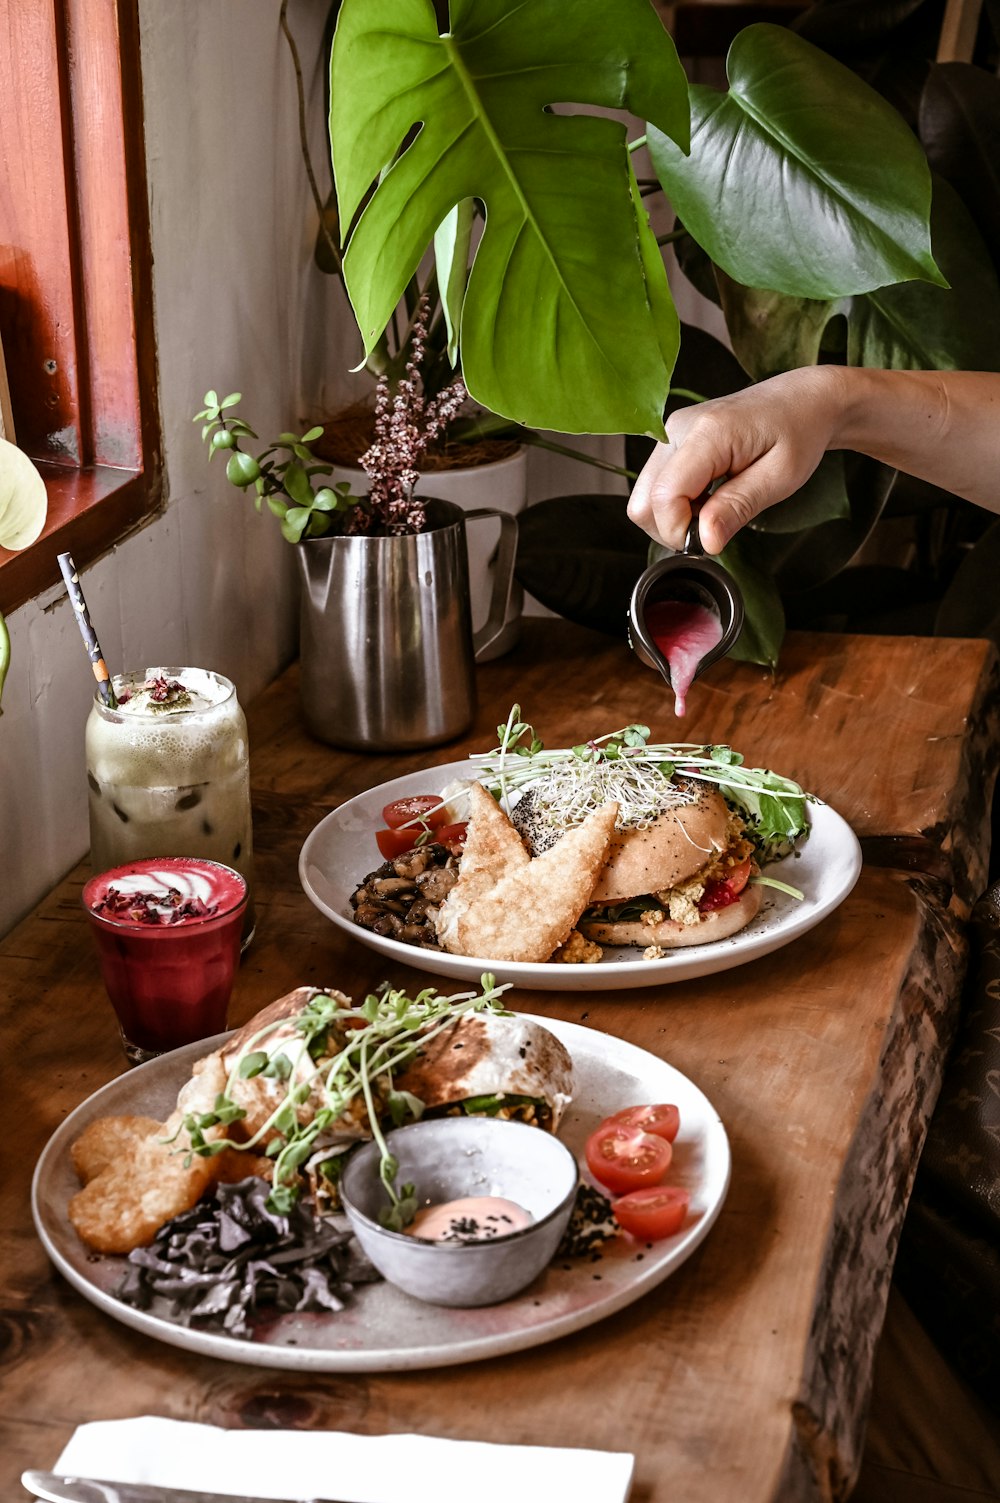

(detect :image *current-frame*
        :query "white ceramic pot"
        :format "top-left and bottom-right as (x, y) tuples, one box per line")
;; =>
(328, 445), (528, 661)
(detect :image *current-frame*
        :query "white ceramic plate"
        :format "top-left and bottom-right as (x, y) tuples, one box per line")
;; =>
(33, 1017), (730, 1372)
(299, 758), (862, 991)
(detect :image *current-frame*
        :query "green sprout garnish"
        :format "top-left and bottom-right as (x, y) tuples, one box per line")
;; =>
(173, 974), (511, 1225)
(474, 705), (814, 866)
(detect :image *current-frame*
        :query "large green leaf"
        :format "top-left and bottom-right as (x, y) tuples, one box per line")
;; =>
(514, 495), (647, 637)
(434, 198), (475, 367)
(845, 175), (1000, 371)
(648, 24), (946, 300)
(919, 63), (1000, 278)
(764, 454), (898, 593)
(713, 271), (841, 381)
(330, 0), (690, 437)
(666, 531), (786, 668)
(748, 452), (852, 534)
(0, 438), (47, 551)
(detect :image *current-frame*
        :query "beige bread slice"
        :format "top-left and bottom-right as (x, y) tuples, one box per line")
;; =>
(437, 799), (619, 963)
(588, 783), (731, 902)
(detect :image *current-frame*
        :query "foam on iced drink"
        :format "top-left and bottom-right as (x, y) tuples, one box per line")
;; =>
(87, 669), (246, 789)
(85, 667), (255, 942)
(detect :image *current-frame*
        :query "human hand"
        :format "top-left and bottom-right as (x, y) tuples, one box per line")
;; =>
(627, 367), (845, 554)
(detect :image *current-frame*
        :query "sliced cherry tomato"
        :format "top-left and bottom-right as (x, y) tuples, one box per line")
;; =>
(375, 827), (421, 860)
(699, 857), (753, 913)
(381, 795), (449, 830)
(435, 822), (468, 854)
(607, 1103), (680, 1143)
(584, 1122), (672, 1194)
(612, 1185), (691, 1240)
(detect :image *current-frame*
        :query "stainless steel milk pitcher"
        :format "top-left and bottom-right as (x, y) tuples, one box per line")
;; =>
(296, 498), (517, 750)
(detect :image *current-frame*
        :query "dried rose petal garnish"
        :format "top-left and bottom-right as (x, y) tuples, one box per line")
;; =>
(93, 885), (217, 925)
(145, 675), (187, 703)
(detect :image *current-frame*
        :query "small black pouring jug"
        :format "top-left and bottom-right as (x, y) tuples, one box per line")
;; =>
(627, 496), (745, 690)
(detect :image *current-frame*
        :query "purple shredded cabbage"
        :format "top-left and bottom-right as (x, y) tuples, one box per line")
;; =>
(115, 1177), (380, 1338)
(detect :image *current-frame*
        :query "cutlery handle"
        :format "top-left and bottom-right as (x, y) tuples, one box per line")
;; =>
(21, 1472), (340, 1503)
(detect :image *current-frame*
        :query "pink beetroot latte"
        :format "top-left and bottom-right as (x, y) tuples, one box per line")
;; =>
(82, 856), (247, 1065)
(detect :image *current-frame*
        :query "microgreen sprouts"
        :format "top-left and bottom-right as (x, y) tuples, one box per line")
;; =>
(473, 706), (814, 864)
(171, 976), (511, 1227)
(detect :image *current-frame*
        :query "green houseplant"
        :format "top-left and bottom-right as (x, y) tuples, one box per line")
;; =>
(325, 0), (999, 664)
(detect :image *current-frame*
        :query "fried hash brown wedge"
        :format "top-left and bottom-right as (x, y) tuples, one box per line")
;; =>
(70, 1114), (163, 1185)
(436, 798), (619, 963)
(68, 1119), (216, 1255)
(448, 781), (528, 896)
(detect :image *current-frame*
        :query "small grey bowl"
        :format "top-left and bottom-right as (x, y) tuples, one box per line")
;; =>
(339, 1117), (579, 1307)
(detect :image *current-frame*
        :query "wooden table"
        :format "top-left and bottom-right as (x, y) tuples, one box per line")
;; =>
(3, 622), (998, 1503)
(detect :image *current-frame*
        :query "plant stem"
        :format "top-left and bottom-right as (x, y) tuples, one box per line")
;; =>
(519, 431), (637, 480)
(628, 134), (647, 153)
(279, 0), (342, 278)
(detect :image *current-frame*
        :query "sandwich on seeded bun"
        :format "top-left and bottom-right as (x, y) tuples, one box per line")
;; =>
(511, 774), (761, 951)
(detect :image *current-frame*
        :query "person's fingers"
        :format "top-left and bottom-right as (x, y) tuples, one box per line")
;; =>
(697, 452), (807, 553)
(627, 427), (728, 551)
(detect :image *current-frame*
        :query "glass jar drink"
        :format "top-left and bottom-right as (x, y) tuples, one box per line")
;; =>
(85, 668), (254, 944)
(82, 857), (248, 1065)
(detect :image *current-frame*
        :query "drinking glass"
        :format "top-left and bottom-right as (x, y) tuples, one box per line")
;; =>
(82, 857), (248, 1065)
(85, 667), (254, 944)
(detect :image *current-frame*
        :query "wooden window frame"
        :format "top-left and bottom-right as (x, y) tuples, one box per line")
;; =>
(0, 0), (160, 615)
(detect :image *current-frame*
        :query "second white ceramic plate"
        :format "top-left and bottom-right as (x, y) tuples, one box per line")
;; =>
(33, 1017), (729, 1371)
(299, 759), (862, 991)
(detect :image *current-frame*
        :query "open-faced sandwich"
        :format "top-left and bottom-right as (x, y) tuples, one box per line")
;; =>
(350, 709), (813, 964)
(68, 978), (573, 1256)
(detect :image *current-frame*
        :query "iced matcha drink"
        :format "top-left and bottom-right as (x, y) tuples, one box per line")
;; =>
(86, 668), (254, 942)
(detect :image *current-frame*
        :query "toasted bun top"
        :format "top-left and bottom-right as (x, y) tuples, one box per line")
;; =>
(589, 782), (731, 902)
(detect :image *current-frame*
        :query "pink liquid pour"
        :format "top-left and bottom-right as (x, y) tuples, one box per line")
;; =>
(645, 599), (724, 716)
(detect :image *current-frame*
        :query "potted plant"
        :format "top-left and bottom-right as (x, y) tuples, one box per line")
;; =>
(197, 297), (517, 750)
(279, 0), (636, 660)
(325, 0), (988, 665)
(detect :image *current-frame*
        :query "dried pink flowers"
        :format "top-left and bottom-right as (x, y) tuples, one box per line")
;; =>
(356, 296), (467, 535)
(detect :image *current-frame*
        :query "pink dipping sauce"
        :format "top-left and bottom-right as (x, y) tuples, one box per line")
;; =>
(645, 599), (724, 717)
(405, 1196), (534, 1242)
(82, 856), (248, 1062)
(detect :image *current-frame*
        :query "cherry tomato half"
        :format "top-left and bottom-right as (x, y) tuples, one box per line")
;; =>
(612, 1185), (691, 1240)
(607, 1103), (680, 1143)
(699, 857), (753, 913)
(584, 1122), (672, 1194)
(375, 827), (421, 860)
(435, 822), (468, 854)
(381, 795), (449, 830)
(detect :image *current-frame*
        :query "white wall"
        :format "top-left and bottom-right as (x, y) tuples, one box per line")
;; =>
(0, 1), (343, 936)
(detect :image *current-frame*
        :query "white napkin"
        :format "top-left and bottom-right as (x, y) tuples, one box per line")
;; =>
(56, 1416), (635, 1503)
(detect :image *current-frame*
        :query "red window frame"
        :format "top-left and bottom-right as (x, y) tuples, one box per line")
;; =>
(0, 0), (160, 614)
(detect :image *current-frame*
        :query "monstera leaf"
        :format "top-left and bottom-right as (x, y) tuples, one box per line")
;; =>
(846, 176), (1000, 371)
(330, 0), (690, 437)
(919, 63), (1000, 277)
(648, 24), (945, 300)
(514, 495), (648, 637)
